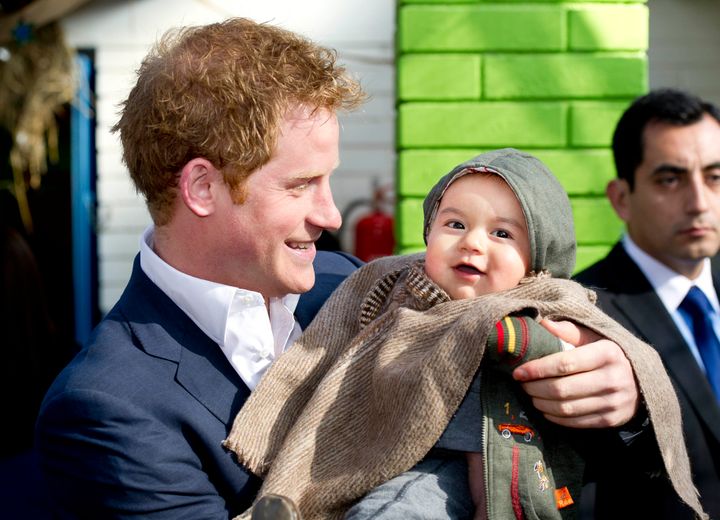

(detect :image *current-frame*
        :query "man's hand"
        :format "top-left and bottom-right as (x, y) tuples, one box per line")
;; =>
(512, 319), (639, 429)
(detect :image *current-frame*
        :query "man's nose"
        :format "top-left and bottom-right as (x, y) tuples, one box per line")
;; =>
(311, 183), (342, 231)
(686, 173), (710, 214)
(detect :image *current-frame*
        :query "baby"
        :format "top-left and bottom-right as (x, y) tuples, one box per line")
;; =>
(346, 151), (578, 519)
(225, 149), (701, 520)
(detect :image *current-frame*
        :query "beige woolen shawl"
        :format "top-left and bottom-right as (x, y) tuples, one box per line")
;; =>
(224, 254), (706, 520)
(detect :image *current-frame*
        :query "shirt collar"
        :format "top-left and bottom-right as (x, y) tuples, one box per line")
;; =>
(138, 226), (301, 388)
(622, 234), (719, 313)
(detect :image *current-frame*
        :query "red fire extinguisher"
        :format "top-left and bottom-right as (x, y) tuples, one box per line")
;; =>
(346, 183), (395, 262)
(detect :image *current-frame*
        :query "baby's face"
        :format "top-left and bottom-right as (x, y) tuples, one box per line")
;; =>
(425, 173), (531, 300)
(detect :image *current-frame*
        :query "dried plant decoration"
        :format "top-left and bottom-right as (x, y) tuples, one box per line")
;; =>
(0, 21), (77, 232)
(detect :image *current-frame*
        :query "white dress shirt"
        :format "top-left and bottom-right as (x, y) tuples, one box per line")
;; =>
(622, 234), (720, 373)
(139, 226), (302, 390)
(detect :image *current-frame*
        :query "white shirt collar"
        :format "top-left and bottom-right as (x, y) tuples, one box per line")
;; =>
(139, 226), (301, 389)
(622, 234), (719, 313)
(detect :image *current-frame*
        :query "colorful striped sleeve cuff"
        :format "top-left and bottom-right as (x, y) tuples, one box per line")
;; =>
(486, 315), (564, 369)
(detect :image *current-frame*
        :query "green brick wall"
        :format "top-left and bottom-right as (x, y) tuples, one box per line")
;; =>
(396, 0), (648, 272)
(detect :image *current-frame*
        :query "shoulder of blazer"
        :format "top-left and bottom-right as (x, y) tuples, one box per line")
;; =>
(109, 255), (212, 362)
(76, 255), (249, 424)
(712, 255), (720, 285)
(574, 242), (649, 295)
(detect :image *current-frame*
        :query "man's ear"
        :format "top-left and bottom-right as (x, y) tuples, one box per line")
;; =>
(178, 158), (222, 217)
(606, 178), (631, 223)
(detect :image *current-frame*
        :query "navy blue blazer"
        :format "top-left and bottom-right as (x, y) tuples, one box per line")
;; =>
(36, 251), (362, 519)
(576, 243), (720, 519)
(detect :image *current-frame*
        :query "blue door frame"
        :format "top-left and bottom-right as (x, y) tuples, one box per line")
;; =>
(71, 52), (96, 346)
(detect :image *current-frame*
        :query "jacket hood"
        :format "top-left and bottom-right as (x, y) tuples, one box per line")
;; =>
(423, 148), (576, 279)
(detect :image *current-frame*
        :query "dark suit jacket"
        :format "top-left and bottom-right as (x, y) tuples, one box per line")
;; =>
(35, 251), (362, 519)
(576, 243), (720, 519)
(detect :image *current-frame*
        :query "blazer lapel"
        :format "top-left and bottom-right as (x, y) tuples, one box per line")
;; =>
(120, 256), (250, 425)
(605, 246), (720, 442)
(174, 335), (251, 425)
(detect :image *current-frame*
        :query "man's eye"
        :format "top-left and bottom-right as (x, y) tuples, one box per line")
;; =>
(491, 229), (511, 239)
(656, 174), (679, 187)
(294, 182), (310, 190)
(706, 171), (720, 187)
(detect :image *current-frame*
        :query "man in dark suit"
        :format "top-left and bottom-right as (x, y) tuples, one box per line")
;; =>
(35, 18), (366, 519)
(35, 18), (646, 520)
(576, 89), (720, 518)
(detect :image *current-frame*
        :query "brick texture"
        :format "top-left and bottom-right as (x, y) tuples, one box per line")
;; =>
(570, 101), (632, 147)
(484, 54), (647, 99)
(396, 1), (648, 272)
(398, 54), (482, 100)
(398, 148), (613, 197)
(399, 5), (564, 52)
(495, 0), (647, 3)
(398, 102), (566, 147)
(568, 5), (648, 51)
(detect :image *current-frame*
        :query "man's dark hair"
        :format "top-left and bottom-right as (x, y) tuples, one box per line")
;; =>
(612, 88), (720, 189)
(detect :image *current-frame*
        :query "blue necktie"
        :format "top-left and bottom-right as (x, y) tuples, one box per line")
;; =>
(678, 286), (720, 401)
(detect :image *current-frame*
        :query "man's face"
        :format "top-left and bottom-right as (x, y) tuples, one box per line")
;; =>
(609, 114), (720, 278)
(424, 173), (530, 300)
(213, 107), (341, 300)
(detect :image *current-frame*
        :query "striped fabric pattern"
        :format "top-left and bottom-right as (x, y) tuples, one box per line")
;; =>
(492, 316), (531, 366)
(488, 315), (563, 368)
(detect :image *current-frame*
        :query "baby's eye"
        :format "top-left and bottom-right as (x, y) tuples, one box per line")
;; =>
(491, 229), (512, 239)
(446, 220), (465, 230)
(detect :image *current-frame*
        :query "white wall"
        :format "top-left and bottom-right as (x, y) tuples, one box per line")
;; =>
(648, 0), (720, 106)
(61, 0), (396, 312)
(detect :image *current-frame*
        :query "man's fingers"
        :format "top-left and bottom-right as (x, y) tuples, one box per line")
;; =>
(525, 395), (634, 429)
(512, 340), (639, 428)
(539, 319), (602, 347)
(518, 364), (628, 404)
(512, 340), (619, 382)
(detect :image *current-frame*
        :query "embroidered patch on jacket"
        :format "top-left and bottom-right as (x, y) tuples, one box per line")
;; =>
(533, 460), (550, 491)
(554, 486), (575, 509)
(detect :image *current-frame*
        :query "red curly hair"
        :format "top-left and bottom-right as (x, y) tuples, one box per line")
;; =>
(112, 18), (365, 225)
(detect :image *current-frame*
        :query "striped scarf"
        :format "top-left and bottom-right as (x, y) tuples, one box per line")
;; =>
(225, 254), (705, 520)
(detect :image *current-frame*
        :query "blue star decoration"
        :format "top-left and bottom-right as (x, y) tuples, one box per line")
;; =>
(12, 20), (33, 45)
